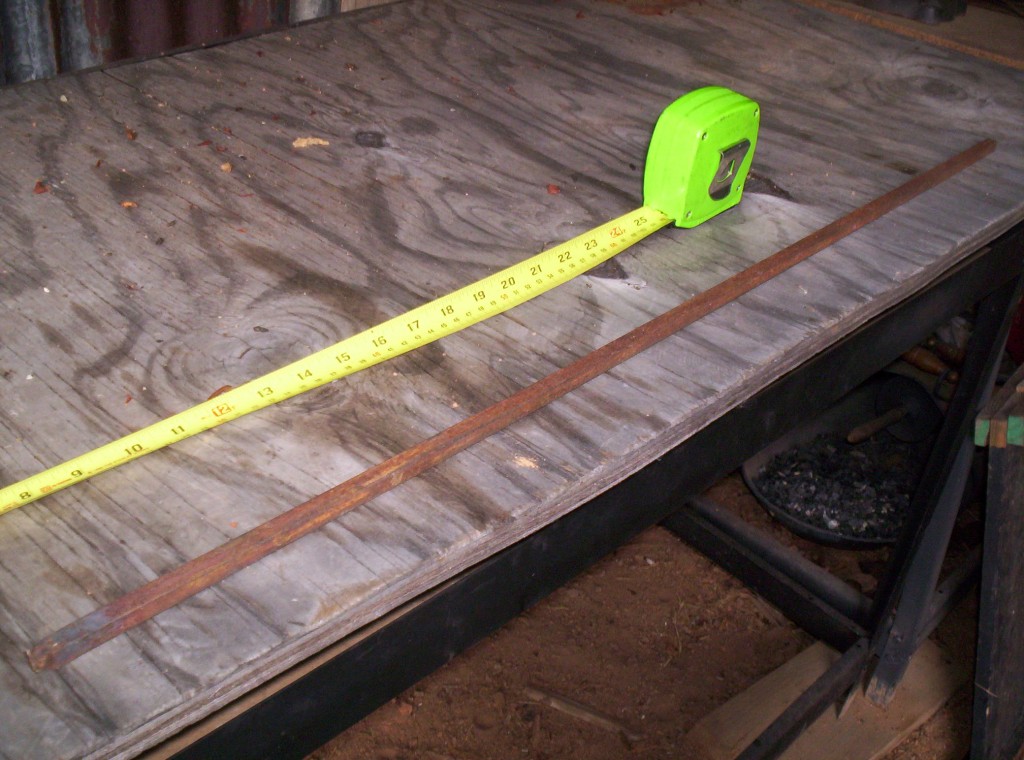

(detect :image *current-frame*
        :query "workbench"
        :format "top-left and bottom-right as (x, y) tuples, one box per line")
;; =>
(1, 1), (1022, 758)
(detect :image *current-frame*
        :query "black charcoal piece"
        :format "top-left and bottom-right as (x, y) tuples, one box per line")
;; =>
(754, 433), (926, 541)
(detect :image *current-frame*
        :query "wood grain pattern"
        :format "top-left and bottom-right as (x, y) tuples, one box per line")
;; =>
(27, 138), (996, 672)
(1, 0), (1022, 757)
(795, 0), (1024, 71)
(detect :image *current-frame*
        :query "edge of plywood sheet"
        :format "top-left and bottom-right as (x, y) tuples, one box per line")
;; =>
(795, 0), (1024, 71)
(138, 578), (450, 760)
(685, 639), (968, 760)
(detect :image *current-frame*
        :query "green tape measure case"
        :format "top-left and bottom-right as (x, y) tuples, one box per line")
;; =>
(644, 86), (760, 228)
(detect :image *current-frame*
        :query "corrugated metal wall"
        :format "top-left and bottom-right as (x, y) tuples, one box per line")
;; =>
(0, 0), (387, 87)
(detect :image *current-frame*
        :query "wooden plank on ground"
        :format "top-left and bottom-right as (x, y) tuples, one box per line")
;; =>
(685, 638), (969, 760)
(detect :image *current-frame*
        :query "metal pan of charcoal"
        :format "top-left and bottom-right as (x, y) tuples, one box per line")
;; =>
(742, 372), (942, 549)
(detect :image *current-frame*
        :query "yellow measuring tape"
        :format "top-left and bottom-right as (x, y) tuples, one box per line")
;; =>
(0, 207), (671, 514)
(2, 86), (763, 516)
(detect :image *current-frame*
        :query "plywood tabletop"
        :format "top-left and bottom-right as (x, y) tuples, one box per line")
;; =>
(1, 0), (1022, 756)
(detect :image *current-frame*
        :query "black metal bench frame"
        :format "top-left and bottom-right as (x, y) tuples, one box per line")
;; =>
(168, 225), (1024, 760)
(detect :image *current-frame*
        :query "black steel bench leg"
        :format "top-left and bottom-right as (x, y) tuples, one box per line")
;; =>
(867, 270), (1024, 704)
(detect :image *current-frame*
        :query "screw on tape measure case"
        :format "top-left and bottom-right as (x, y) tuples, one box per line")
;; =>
(644, 86), (760, 228)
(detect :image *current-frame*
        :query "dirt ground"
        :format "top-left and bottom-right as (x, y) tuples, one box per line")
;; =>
(307, 474), (977, 760)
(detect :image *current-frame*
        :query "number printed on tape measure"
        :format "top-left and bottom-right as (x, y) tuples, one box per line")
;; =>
(0, 205), (672, 514)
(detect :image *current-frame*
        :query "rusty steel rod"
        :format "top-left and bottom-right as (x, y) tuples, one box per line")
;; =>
(28, 138), (996, 671)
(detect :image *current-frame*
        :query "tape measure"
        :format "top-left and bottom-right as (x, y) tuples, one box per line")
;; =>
(0, 86), (759, 515)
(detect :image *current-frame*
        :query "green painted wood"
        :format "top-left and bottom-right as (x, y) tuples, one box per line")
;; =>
(978, 366), (1024, 448)
(976, 418), (992, 447)
(1007, 416), (1024, 447)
